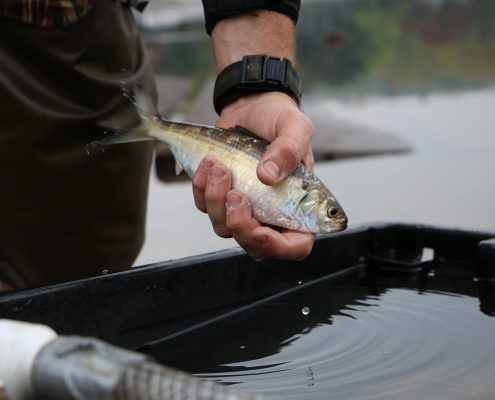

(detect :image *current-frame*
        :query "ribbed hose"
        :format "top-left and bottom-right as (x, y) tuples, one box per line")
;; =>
(114, 362), (264, 400)
(30, 336), (267, 400)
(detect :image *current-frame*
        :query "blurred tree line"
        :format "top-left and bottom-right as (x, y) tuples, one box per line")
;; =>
(142, 0), (495, 98)
(297, 0), (495, 96)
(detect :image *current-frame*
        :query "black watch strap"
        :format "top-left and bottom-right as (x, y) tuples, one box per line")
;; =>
(213, 55), (301, 115)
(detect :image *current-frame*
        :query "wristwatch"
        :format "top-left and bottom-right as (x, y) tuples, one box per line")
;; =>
(213, 54), (302, 115)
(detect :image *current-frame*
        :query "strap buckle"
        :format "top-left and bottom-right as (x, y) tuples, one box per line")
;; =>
(213, 54), (301, 115)
(241, 55), (289, 88)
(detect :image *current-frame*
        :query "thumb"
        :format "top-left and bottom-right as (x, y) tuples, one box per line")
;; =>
(257, 110), (314, 185)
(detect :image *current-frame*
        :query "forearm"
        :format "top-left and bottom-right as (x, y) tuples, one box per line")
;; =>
(196, 6), (315, 260)
(211, 9), (297, 73)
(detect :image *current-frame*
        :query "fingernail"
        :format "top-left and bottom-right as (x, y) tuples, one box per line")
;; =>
(226, 192), (242, 211)
(254, 235), (268, 246)
(210, 166), (225, 180)
(202, 157), (214, 170)
(263, 160), (280, 181)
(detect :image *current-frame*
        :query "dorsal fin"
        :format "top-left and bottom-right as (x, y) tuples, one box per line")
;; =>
(230, 125), (260, 139)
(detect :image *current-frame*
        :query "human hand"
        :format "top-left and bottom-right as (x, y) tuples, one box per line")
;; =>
(192, 92), (315, 260)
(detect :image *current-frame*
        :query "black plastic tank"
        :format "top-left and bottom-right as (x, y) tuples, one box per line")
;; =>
(1, 223), (495, 399)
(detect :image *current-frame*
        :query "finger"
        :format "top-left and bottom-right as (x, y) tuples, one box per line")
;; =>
(205, 163), (232, 238)
(257, 110), (314, 185)
(225, 190), (266, 259)
(303, 147), (315, 172)
(192, 155), (217, 213)
(252, 227), (315, 261)
(225, 191), (315, 260)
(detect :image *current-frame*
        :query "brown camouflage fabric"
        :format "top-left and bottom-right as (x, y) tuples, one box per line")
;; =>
(0, 0), (94, 27)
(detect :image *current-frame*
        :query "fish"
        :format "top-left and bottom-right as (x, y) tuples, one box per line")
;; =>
(102, 89), (348, 233)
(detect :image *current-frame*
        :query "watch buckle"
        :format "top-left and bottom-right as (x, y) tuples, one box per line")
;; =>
(241, 55), (289, 87)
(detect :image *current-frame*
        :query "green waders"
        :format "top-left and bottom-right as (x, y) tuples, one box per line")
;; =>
(0, 1), (156, 288)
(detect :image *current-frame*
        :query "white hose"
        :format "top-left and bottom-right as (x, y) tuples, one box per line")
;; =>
(0, 320), (266, 400)
(0, 320), (57, 400)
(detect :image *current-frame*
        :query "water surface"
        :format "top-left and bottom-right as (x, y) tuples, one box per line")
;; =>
(144, 270), (495, 399)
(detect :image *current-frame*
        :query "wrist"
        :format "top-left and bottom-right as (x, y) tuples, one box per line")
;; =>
(221, 92), (299, 116)
(213, 54), (301, 115)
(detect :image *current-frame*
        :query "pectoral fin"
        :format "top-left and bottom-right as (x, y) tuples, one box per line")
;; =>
(298, 190), (320, 216)
(175, 159), (184, 175)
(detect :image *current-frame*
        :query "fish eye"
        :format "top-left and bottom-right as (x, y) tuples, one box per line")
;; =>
(328, 207), (339, 217)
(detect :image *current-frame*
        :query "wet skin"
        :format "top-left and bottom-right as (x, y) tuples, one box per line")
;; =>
(192, 92), (316, 261)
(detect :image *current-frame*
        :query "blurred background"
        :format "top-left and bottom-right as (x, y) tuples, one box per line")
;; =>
(133, 0), (495, 266)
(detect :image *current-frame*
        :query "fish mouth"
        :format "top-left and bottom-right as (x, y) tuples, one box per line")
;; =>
(332, 215), (348, 232)
(317, 216), (348, 233)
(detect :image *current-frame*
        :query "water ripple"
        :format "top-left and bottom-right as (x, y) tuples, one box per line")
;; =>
(196, 289), (495, 400)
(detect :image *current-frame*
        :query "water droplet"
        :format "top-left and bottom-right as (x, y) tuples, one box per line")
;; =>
(101, 269), (109, 275)
(298, 281), (303, 285)
(302, 307), (310, 316)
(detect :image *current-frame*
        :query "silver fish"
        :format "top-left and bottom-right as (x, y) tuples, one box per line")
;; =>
(103, 90), (348, 233)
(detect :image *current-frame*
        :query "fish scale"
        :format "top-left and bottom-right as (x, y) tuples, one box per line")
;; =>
(103, 90), (347, 233)
(155, 121), (317, 230)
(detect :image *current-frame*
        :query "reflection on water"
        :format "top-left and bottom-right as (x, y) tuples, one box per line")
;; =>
(143, 269), (495, 400)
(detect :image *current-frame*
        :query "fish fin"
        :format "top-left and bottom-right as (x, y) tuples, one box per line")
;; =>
(175, 159), (184, 175)
(230, 125), (260, 139)
(133, 84), (158, 123)
(100, 129), (153, 145)
(298, 190), (320, 216)
(101, 85), (158, 146)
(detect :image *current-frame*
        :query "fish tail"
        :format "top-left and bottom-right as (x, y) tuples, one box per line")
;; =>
(101, 86), (157, 145)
